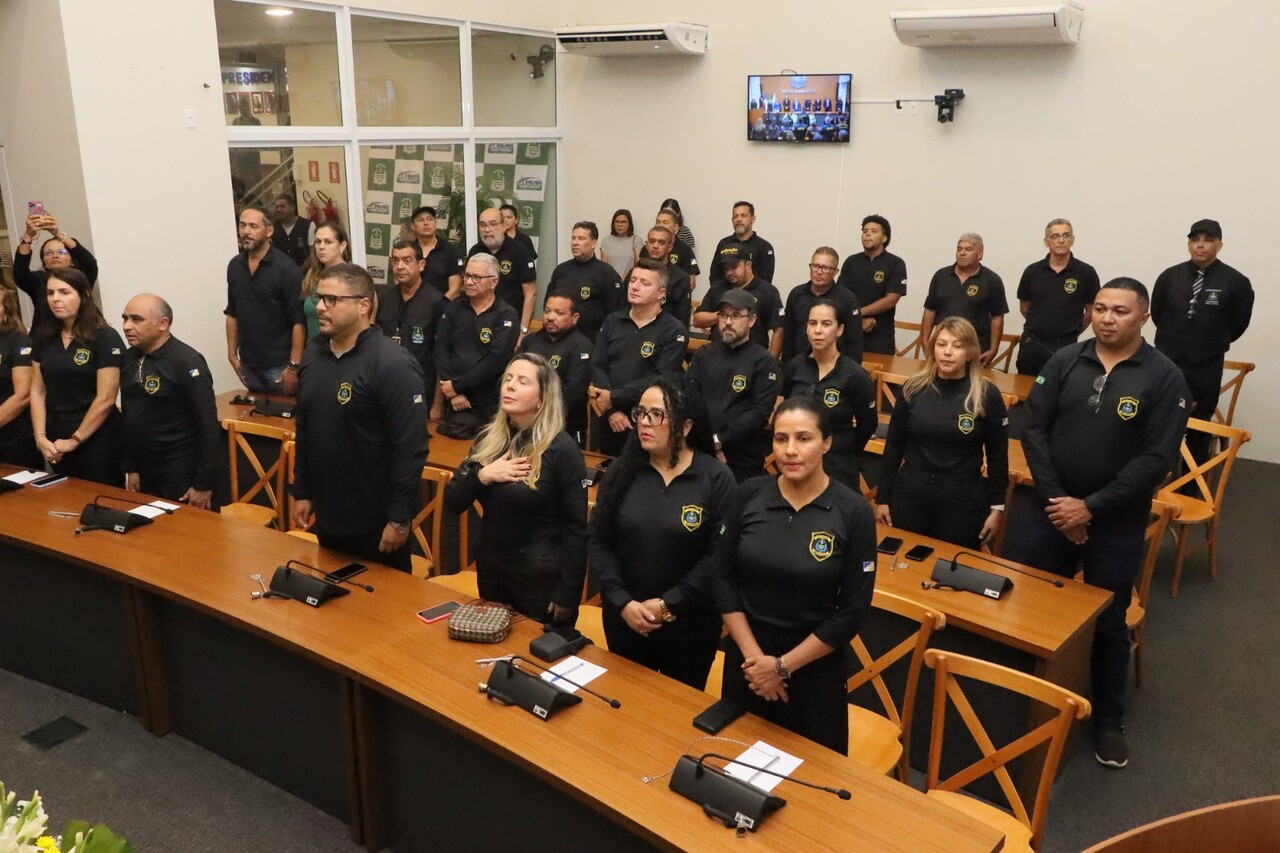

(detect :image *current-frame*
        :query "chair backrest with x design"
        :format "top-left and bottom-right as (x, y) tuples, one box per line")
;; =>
(411, 466), (452, 578)
(1213, 360), (1255, 426)
(1158, 419), (1250, 511)
(894, 321), (925, 358)
(224, 418), (293, 525)
(987, 332), (1022, 373)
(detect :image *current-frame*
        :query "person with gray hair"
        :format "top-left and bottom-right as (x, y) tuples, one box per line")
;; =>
(433, 252), (519, 438)
(120, 293), (220, 508)
(921, 232), (1008, 364)
(1015, 218), (1100, 376)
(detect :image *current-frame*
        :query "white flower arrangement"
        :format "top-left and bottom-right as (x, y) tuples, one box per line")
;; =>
(0, 785), (130, 853)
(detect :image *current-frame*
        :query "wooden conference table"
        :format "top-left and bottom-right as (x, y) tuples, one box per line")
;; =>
(0, 473), (1004, 853)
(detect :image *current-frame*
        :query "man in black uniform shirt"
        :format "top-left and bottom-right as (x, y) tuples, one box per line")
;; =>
(377, 239), (445, 398)
(1005, 278), (1189, 770)
(636, 226), (693, 329)
(656, 209), (700, 287)
(693, 243), (784, 358)
(590, 258), (688, 456)
(1151, 219), (1254, 462)
(409, 206), (464, 300)
(433, 253), (519, 437)
(921, 233), (1008, 365)
(519, 291), (593, 445)
(707, 201), (776, 292)
(783, 246), (862, 362)
(469, 207), (537, 341)
(271, 194), (315, 267)
(546, 220), (623, 342)
(291, 263), (429, 572)
(836, 215), (908, 355)
(119, 294), (219, 508)
(225, 205), (305, 395)
(687, 289), (780, 481)
(1015, 218), (1101, 377)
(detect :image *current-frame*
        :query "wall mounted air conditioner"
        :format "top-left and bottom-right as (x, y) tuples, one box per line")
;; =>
(890, 3), (1084, 47)
(555, 23), (708, 57)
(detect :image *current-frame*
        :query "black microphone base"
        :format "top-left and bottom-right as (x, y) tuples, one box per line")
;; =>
(270, 566), (350, 607)
(78, 503), (153, 534)
(483, 659), (582, 720)
(669, 755), (786, 832)
(931, 557), (1013, 599)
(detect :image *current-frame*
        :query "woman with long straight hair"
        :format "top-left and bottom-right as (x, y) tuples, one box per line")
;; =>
(300, 222), (352, 341)
(445, 353), (588, 624)
(875, 316), (1008, 548)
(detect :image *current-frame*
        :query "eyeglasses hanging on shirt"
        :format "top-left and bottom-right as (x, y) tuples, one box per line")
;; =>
(1088, 373), (1108, 415)
(1186, 268), (1205, 320)
(135, 355), (146, 385)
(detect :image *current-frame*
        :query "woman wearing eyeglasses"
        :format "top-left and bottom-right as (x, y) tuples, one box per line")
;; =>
(714, 396), (877, 752)
(0, 286), (41, 468)
(300, 223), (352, 341)
(13, 210), (100, 334)
(875, 317), (1008, 549)
(29, 268), (123, 486)
(589, 374), (736, 689)
(445, 353), (588, 624)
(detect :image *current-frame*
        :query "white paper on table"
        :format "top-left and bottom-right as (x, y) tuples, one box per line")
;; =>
(149, 500), (181, 512)
(128, 504), (168, 519)
(724, 741), (804, 793)
(3, 470), (46, 484)
(539, 655), (606, 693)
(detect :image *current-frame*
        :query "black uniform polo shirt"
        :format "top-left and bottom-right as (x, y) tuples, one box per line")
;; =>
(293, 327), (428, 533)
(782, 281), (863, 362)
(701, 277), (784, 350)
(1022, 339), (1189, 525)
(376, 280), (445, 388)
(687, 340), (780, 476)
(668, 238), (700, 280)
(14, 242), (99, 332)
(589, 450), (737, 614)
(708, 232), (776, 290)
(923, 265), (1009, 353)
(119, 335), (220, 489)
(1016, 254), (1100, 339)
(467, 235), (537, 322)
(224, 246), (304, 369)
(781, 353), (876, 465)
(836, 250), (908, 354)
(421, 238), (465, 296)
(0, 329), (34, 444)
(33, 325), (125, 416)
(518, 327), (593, 441)
(271, 218), (313, 267)
(590, 310), (688, 415)
(1151, 259), (1254, 368)
(434, 297), (519, 412)
(547, 256), (623, 342)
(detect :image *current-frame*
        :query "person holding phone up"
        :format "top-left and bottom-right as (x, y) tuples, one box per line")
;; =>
(14, 205), (100, 333)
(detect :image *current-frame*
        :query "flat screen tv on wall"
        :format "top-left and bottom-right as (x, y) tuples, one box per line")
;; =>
(747, 73), (851, 143)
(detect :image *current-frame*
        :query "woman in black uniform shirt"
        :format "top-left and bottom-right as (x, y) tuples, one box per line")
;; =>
(445, 353), (587, 625)
(780, 299), (876, 491)
(589, 374), (736, 689)
(0, 287), (41, 468)
(875, 317), (1008, 549)
(714, 396), (877, 753)
(30, 268), (124, 486)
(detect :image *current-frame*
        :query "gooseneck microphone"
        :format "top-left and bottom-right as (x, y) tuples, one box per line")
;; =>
(696, 752), (852, 801)
(508, 655), (621, 708)
(285, 558), (373, 592)
(75, 494), (159, 535)
(954, 549), (1065, 588)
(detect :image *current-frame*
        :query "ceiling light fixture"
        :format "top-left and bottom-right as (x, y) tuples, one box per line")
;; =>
(265, 8), (294, 17)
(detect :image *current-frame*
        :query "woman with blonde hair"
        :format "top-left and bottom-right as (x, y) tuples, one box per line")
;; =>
(300, 222), (351, 341)
(876, 316), (1008, 548)
(445, 352), (588, 624)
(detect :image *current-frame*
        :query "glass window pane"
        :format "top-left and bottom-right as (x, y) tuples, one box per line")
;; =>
(360, 144), (466, 286)
(475, 141), (556, 298)
(351, 17), (462, 127)
(228, 145), (349, 248)
(215, 1), (341, 127)
(471, 31), (556, 127)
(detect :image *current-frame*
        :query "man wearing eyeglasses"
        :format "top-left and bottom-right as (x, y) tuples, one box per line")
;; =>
(1150, 219), (1254, 463)
(291, 263), (428, 572)
(14, 209), (100, 332)
(835, 215), (907, 355)
(693, 243), (783, 358)
(433, 254), (519, 437)
(468, 207), (536, 343)
(781, 247), (863, 362)
(1014, 218), (1100, 376)
(687, 289), (779, 481)
(1007, 277), (1188, 770)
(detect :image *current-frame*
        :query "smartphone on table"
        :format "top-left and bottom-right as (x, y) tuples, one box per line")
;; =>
(904, 544), (934, 562)
(417, 601), (460, 624)
(877, 536), (904, 555)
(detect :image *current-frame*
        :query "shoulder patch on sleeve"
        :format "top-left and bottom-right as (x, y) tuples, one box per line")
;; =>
(19, 346), (31, 355)
(676, 335), (686, 342)
(1035, 375), (1046, 384)
(580, 352), (590, 359)
(503, 320), (513, 327)
(413, 394), (425, 404)
(189, 368), (200, 377)
(111, 348), (121, 355)
(863, 561), (876, 573)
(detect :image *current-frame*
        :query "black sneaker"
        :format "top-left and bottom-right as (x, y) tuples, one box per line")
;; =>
(1094, 720), (1129, 768)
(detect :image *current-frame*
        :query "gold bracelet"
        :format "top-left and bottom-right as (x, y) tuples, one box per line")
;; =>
(71, 432), (84, 444)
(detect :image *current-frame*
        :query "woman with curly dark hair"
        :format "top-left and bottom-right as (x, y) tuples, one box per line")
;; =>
(588, 373), (735, 688)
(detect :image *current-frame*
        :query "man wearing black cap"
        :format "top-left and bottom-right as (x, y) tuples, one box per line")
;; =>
(836, 214), (908, 355)
(687, 288), (779, 481)
(693, 242), (784, 357)
(1151, 219), (1254, 460)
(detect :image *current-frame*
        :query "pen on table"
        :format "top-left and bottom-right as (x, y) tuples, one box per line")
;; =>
(48, 511), (80, 519)
(550, 661), (584, 684)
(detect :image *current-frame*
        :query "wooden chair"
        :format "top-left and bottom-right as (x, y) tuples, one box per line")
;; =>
(222, 418), (293, 528)
(409, 467), (451, 578)
(894, 321), (925, 358)
(575, 604), (608, 649)
(433, 500), (483, 596)
(1129, 500), (1178, 687)
(922, 649), (1090, 853)
(286, 530), (318, 543)
(704, 649), (725, 698)
(846, 590), (945, 780)
(1213, 360), (1255, 426)
(987, 332), (1021, 373)
(1155, 419), (1251, 597)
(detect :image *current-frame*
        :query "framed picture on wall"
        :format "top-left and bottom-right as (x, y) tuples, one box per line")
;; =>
(251, 92), (264, 114)
(264, 92), (277, 114)
(225, 92), (238, 113)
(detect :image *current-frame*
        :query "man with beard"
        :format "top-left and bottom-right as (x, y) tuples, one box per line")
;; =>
(224, 205), (304, 394)
(469, 207), (537, 340)
(519, 291), (593, 445)
(707, 201), (776, 292)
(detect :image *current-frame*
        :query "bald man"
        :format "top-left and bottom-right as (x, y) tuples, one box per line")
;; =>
(120, 294), (220, 508)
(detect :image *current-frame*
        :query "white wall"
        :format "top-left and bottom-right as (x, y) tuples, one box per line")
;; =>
(554, 1), (1278, 461)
